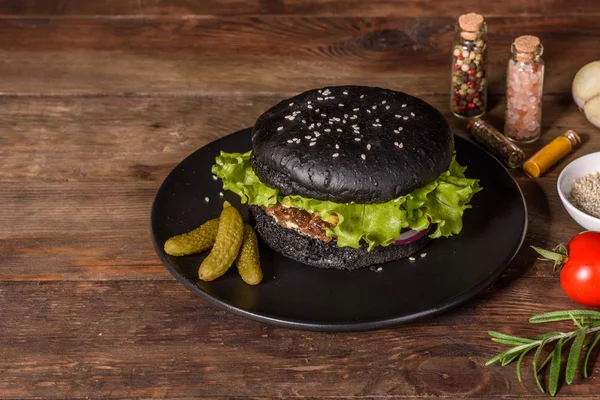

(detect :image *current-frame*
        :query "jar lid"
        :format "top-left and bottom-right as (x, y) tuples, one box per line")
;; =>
(458, 13), (484, 32)
(563, 129), (581, 146)
(514, 35), (541, 53)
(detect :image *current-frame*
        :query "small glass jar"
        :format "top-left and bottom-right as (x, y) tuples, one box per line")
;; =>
(450, 13), (488, 119)
(504, 35), (545, 143)
(467, 118), (525, 168)
(523, 130), (581, 178)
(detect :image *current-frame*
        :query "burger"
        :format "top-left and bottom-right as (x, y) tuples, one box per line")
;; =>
(212, 86), (481, 270)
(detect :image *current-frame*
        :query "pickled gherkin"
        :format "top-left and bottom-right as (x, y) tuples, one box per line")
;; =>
(236, 224), (263, 285)
(164, 219), (219, 256)
(198, 202), (244, 281)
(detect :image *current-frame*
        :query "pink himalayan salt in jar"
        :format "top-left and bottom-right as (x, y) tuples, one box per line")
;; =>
(504, 35), (544, 143)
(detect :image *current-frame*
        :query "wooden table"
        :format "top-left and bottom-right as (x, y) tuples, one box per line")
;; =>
(1, 1), (599, 398)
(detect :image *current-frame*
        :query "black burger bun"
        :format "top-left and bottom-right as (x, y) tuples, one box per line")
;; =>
(251, 86), (453, 204)
(250, 206), (431, 270)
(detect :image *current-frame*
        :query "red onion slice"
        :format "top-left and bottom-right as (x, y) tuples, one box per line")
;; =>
(394, 227), (429, 245)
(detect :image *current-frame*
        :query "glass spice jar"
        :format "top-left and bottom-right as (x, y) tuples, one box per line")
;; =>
(504, 35), (545, 143)
(467, 118), (525, 168)
(450, 13), (488, 119)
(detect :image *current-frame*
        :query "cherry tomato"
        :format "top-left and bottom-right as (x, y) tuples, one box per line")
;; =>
(560, 231), (600, 307)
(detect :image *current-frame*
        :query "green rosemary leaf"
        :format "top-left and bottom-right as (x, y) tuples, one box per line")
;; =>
(533, 332), (562, 342)
(569, 312), (584, 330)
(486, 342), (536, 366)
(502, 350), (523, 366)
(507, 343), (540, 357)
(491, 334), (535, 345)
(488, 331), (533, 342)
(583, 328), (600, 346)
(517, 347), (534, 382)
(492, 337), (530, 345)
(566, 329), (586, 384)
(583, 332), (600, 379)
(537, 352), (554, 374)
(530, 310), (600, 324)
(486, 349), (513, 366)
(532, 341), (549, 393)
(549, 338), (564, 396)
(533, 332), (562, 341)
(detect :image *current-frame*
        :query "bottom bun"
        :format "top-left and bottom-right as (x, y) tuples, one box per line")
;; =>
(249, 205), (431, 270)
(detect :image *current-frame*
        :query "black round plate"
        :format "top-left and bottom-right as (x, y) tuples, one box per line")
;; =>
(151, 128), (527, 331)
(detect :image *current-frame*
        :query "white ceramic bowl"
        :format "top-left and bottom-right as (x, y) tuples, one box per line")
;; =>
(557, 152), (600, 231)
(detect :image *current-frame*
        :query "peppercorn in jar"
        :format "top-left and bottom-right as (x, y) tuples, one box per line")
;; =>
(450, 13), (488, 119)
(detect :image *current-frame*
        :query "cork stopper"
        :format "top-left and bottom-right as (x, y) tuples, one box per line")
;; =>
(458, 13), (484, 40)
(514, 35), (541, 61)
(514, 35), (540, 53)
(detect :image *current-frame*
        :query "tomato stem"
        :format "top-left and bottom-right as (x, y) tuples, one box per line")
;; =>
(531, 245), (569, 272)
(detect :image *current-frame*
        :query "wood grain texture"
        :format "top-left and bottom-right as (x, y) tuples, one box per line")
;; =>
(1, 0), (599, 17)
(0, 16), (597, 94)
(0, 279), (599, 398)
(1, 1), (600, 398)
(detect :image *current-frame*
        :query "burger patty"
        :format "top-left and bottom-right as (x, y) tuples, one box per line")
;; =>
(262, 203), (338, 243)
(250, 205), (432, 270)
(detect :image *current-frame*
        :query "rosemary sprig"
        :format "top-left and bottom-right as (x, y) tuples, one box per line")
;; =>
(486, 310), (600, 396)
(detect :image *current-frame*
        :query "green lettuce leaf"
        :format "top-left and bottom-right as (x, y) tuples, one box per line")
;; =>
(212, 151), (481, 250)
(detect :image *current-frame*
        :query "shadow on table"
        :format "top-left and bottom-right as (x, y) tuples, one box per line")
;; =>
(440, 176), (551, 319)
(495, 176), (550, 286)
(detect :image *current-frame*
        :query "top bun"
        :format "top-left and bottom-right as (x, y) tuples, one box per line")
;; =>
(251, 86), (454, 204)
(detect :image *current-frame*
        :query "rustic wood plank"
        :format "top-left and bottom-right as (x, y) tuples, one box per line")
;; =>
(0, 0), (140, 16)
(0, 279), (598, 398)
(0, 95), (273, 183)
(0, 181), (155, 239)
(0, 16), (597, 94)
(0, 237), (167, 281)
(1, 0), (599, 17)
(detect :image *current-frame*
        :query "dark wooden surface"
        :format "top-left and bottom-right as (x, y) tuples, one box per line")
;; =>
(1, 1), (599, 398)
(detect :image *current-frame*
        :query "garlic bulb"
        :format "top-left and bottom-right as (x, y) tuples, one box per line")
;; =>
(572, 61), (600, 128)
(584, 95), (600, 129)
